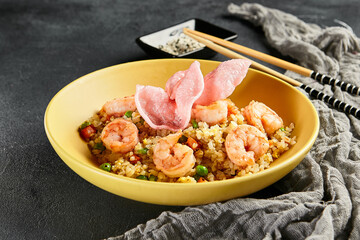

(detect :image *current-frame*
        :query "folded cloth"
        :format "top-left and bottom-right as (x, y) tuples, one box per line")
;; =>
(110, 3), (360, 239)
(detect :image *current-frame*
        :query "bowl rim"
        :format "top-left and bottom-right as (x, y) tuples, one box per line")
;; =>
(44, 58), (319, 188)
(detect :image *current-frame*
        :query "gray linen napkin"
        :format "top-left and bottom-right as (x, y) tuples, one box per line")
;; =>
(110, 3), (360, 239)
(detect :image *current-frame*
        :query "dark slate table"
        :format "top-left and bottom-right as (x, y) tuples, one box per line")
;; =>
(1, 0), (359, 239)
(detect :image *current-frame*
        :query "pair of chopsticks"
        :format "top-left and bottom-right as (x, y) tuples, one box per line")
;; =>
(183, 28), (360, 119)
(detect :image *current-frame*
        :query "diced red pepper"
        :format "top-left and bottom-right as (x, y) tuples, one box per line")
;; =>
(186, 137), (199, 150)
(197, 177), (207, 183)
(129, 154), (141, 164)
(80, 125), (96, 140)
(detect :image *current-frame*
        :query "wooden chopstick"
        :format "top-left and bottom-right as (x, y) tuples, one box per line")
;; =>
(183, 28), (360, 119)
(184, 29), (301, 87)
(184, 28), (360, 96)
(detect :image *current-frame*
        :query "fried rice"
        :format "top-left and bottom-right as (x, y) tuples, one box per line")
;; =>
(79, 101), (296, 183)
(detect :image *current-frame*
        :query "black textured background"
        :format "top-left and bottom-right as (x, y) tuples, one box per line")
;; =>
(1, 0), (359, 239)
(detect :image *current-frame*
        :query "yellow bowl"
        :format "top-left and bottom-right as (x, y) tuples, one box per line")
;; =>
(44, 59), (319, 206)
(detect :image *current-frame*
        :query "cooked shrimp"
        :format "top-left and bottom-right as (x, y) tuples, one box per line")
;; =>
(153, 132), (196, 178)
(100, 118), (139, 153)
(225, 124), (269, 167)
(242, 101), (283, 135)
(100, 95), (136, 118)
(225, 99), (241, 116)
(192, 99), (239, 126)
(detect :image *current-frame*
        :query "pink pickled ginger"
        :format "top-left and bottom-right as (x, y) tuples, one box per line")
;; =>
(195, 59), (251, 106)
(135, 61), (204, 131)
(134, 59), (251, 131)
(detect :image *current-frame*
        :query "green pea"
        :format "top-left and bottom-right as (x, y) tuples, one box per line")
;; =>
(280, 127), (285, 131)
(193, 174), (201, 181)
(149, 175), (158, 181)
(124, 111), (133, 118)
(191, 119), (198, 129)
(99, 163), (111, 172)
(80, 121), (91, 129)
(93, 142), (105, 151)
(137, 148), (149, 155)
(178, 135), (188, 144)
(136, 175), (148, 180)
(196, 165), (208, 177)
